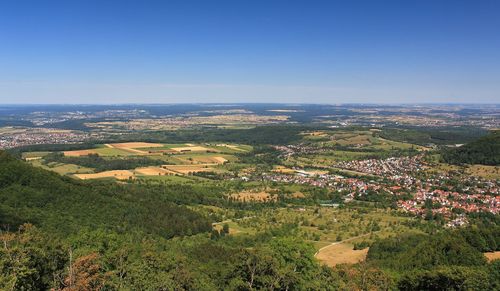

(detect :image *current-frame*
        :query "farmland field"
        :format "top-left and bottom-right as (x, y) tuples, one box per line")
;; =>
(26, 141), (246, 180)
(74, 170), (135, 180)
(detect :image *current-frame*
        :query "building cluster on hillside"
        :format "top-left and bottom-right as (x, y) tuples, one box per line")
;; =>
(273, 144), (330, 158)
(397, 189), (499, 216)
(252, 160), (499, 222)
(0, 129), (92, 149)
(334, 155), (424, 175)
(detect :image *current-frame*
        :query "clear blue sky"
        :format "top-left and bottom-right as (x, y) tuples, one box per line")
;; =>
(0, 0), (499, 104)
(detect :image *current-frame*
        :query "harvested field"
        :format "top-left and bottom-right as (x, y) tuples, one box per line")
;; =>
(187, 156), (227, 164)
(74, 170), (134, 180)
(230, 191), (277, 202)
(315, 243), (368, 267)
(273, 166), (296, 174)
(107, 142), (164, 148)
(171, 146), (212, 152)
(485, 251), (500, 262)
(135, 167), (177, 176)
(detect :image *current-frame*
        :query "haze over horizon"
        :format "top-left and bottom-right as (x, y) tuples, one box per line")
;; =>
(1, 0), (499, 104)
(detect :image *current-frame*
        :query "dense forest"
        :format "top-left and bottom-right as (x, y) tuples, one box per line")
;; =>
(441, 131), (500, 165)
(367, 224), (500, 290)
(379, 127), (488, 146)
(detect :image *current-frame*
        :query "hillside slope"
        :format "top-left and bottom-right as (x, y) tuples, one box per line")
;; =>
(0, 151), (211, 237)
(441, 131), (500, 165)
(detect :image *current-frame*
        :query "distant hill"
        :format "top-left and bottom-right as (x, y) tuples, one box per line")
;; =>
(0, 151), (211, 237)
(441, 131), (500, 165)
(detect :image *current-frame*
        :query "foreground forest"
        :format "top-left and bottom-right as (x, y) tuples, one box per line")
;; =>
(0, 149), (499, 290)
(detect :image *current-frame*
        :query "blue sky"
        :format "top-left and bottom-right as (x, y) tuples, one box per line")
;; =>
(0, 0), (499, 104)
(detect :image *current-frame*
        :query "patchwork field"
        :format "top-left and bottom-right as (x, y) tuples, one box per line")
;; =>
(24, 141), (250, 180)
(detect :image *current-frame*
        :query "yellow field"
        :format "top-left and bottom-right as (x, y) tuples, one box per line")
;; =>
(108, 142), (164, 148)
(135, 167), (177, 176)
(171, 146), (212, 152)
(315, 243), (368, 267)
(273, 165), (296, 174)
(187, 156), (227, 164)
(74, 170), (135, 180)
(485, 251), (500, 262)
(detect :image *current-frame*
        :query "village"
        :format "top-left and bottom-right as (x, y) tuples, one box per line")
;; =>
(250, 152), (499, 224)
(0, 127), (95, 149)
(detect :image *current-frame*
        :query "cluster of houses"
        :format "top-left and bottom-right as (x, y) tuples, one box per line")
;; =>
(273, 144), (330, 159)
(252, 157), (498, 224)
(334, 155), (425, 175)
(0, 129), (92, 149)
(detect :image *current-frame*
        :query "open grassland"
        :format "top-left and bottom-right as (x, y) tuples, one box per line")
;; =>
(22, 151), (51, 159)
(29, 160), (94, 175)
(203, 203), (420, 267)
(430, 162), (500, 180)
(162, 164), (217, 174)
(315, 242), (369, 267)
(176, 154), (230, 164)
(64, 147), (136, 157)
(220, 205), (417, 263)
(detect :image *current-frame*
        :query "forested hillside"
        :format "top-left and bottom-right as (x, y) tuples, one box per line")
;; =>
(0, 151), (211, 238)
(441, 131), (500, 165)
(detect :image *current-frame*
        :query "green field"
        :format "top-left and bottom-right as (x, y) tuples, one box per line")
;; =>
(92, 147), (137, 156)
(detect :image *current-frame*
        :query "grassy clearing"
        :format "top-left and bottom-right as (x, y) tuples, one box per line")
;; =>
(30, 160), (94, 175)
(315, 242), (369, 267)
(430, 162), (500, 179)
(22, 151), (51, 159)
(223, 205), (416, 247)
(484, 251), (500, 262)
